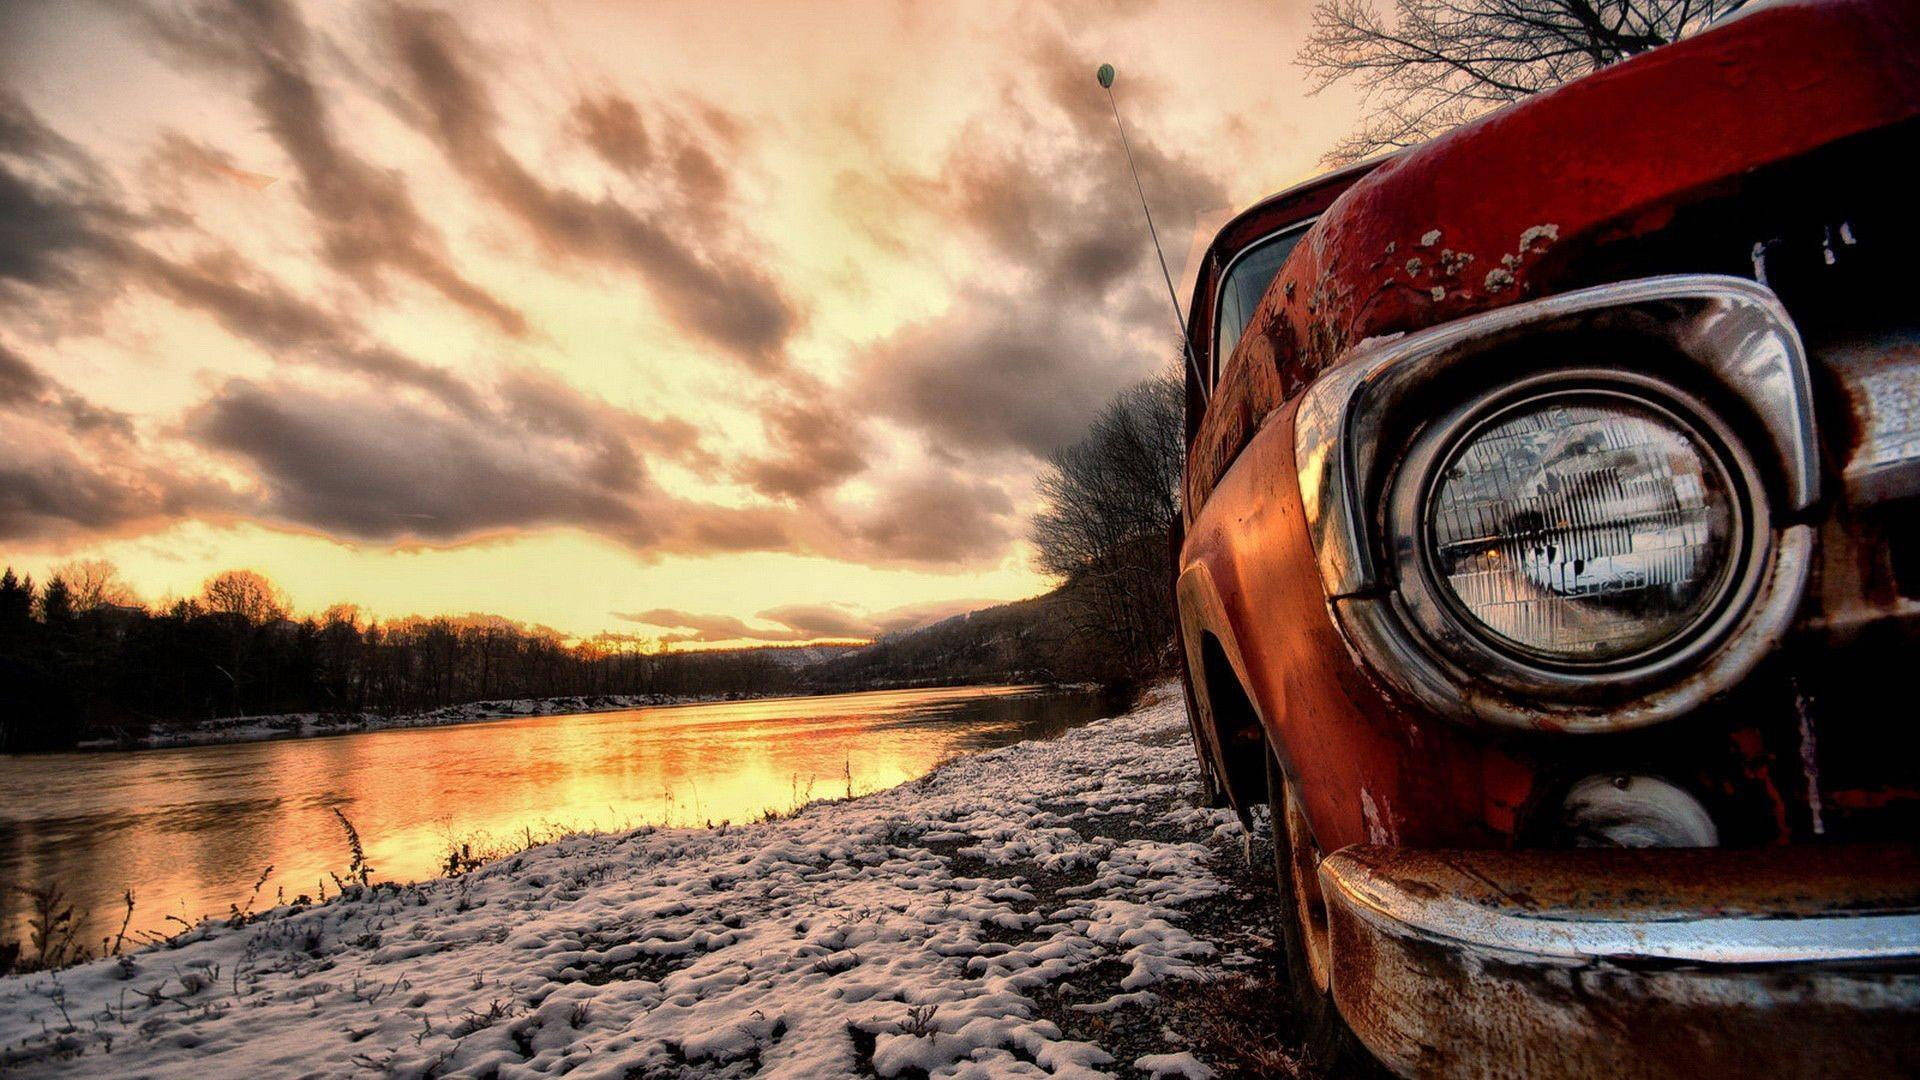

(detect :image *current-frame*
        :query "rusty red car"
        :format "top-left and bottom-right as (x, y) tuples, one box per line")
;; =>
(1173, 0), (1920, 1074)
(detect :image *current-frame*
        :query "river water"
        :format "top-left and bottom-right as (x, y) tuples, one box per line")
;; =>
(0, 685), (1123, 946)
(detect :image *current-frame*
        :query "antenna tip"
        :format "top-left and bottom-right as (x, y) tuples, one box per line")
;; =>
(1096, 63), (1115, 89)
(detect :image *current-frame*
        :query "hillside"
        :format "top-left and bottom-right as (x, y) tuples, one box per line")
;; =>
(803, 582), (1120, 692)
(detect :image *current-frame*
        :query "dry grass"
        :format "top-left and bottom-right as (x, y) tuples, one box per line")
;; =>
(1160, 971), (1315, 1078)
(330, 808), (373, 889)
(1, 884), (145, 976)
(437, 819), (616, 877)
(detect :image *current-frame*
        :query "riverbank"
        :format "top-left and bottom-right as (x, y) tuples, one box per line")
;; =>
(69, 682), (1100, 752)
(0, 686), (1335, 1078)
(73, 693), (721, 750)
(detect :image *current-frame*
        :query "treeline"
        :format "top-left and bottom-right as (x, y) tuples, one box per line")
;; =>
(0, 564), (812, 751)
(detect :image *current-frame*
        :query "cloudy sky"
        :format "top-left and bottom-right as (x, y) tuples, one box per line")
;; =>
(0, 0), (1358, 647)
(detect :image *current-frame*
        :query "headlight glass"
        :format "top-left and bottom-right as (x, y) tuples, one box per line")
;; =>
(1426, 394), (1737, 664)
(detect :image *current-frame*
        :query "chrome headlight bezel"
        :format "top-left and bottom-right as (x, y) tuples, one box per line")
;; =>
(1292, 274), (1818, 732)
(1384, 368), (1775, 699)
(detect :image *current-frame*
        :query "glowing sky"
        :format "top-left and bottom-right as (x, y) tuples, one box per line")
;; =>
(0, 0), (1360, 646)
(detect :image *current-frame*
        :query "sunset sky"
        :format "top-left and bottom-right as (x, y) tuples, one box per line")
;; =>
(0, 0), (1360, 647)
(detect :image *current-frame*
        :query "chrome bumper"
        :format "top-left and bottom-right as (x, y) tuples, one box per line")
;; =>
(1319, 844), (1920, 1079)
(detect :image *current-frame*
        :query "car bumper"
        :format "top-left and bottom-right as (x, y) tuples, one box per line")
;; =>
(1319, 844), (1920, 1078)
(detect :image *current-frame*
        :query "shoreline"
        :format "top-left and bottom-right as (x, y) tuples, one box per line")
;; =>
(72, 692), (723, 752)
(58, 681), (1085, 754)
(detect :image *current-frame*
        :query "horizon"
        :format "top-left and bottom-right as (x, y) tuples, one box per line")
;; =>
(0, 0), (1362, 648)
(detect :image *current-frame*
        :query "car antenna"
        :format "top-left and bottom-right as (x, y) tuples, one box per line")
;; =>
(1097, 62), (1205, 403)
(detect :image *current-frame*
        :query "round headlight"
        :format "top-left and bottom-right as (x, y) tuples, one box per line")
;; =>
(1424, 390), (1740, 666)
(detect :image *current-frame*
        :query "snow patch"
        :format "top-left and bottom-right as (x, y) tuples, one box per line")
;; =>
(1137, 1050), (1216, 1079)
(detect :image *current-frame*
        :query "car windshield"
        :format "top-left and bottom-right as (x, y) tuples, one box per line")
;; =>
(1214, 225), (1310, 375)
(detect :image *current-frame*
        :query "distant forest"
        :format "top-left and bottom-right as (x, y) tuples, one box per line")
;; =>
(0, 561), (1146, 752)
(1, 373), (1183, 751)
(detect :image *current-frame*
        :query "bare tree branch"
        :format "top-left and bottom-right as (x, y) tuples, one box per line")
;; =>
(1030, 372), (1184, 678)
(1302, 0), (1748, 165)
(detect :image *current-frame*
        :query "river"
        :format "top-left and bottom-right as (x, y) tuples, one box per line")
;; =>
(0, 684), (1124, 946)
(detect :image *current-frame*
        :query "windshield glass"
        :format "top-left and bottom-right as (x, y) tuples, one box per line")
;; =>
(1214, 226), (1309, 376)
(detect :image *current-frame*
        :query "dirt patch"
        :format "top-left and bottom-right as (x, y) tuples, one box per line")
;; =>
(922, 785), (1382, 1078)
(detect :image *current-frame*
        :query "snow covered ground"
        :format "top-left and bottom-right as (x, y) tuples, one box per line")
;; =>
(2, 687), (1298, 1079)
(78, 694), (720, 750)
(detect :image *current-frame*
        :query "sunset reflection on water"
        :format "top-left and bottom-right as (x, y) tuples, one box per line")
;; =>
(0, 685), (1121, 944)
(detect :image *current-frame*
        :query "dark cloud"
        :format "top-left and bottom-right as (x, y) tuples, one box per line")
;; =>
(616, 595), (985, 644)
(0, 97), (128, 295)
(130, 246), (494, 415)
(613, 608), (814, 645)
(177, 365), (713, 552)
(0, 342), (45, 402)
(189, 378), (670, 547)
(667, 139), (730, 207)
(668, 504), (795, 555)
(0, 343), (135, 438)
(380, 4), (797, 370)
(2, 91), (504, 421)
(0, 88), (101, 182)
(0, 348), (234, 542)
(572, 94), (653, 176)
(134, 0), (525, 336)
(841, 470), (1017, 564)
(750, 604), (870, 638)
(734, 391), (867, 499)
(3, 333), (902, 563)
(855, 33), (1225, 458)
(756, 598), (987, 639)
(863, 292), (1150, 456)
(0, 440), (232, 544)
(495, 367), (712, 478)
(639, 466), (1016, 567)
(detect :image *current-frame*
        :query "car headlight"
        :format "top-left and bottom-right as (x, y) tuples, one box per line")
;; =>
(1424, 390), (1741, 666)
(1295, 277), (1816, 730)
(1381, 368), (1772, 700)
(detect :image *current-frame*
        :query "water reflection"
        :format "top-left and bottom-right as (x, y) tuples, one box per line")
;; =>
(0, 685), (1121, 945)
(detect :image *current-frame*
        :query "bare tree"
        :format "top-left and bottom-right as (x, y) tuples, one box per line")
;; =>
(199, 569), (291, 625)
(1302, 0), (1749, 164)
(1031, 372), (1185, 677)
(321, 603), (363, 630)
(49, 558), (139, 613)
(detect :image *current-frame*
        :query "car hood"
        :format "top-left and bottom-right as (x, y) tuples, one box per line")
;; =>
(1240, 0), (1920, 394)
